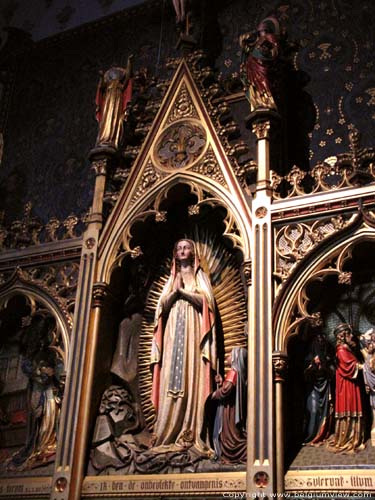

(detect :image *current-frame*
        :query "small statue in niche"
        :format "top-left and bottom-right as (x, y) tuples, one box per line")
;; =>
(240, 16), (282, 112)
(150, 239), (216, 457)
(211, 347), (247, 463)
(7, 316), (64, 470)
(303, 331), (335, 446)
(95, 56), (133, 152)
(328, 323), (365, 453)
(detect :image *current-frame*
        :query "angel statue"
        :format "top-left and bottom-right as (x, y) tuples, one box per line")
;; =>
(95, 56), (133, 151)
(150, 239), (216, 457)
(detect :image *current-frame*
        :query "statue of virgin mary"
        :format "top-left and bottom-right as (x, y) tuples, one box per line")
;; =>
(150, 239), (216, 456)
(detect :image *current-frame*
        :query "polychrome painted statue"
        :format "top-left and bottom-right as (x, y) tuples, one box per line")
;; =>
(95, 56), (133, 150)
(240, 16), (280, 112)
(211, 347), (247, 463)
(8, 350), (61, 470)
(328, 323), (365, 453)
(362, 336), (375, 446)
(303, 332), (334, 446)
(150, 239), (216, 457)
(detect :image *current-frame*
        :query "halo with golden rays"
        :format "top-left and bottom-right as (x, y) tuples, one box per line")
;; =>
(138, 231), (248, 429)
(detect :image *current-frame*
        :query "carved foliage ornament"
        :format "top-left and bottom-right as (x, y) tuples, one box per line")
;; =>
(191, 148), (227, 187)
(0, 203), (85, 250)
(275, 214), (353, 283)
(130, 161), (162, 207)
(166, 82), (198, 124)
(272, 129), (375, 200)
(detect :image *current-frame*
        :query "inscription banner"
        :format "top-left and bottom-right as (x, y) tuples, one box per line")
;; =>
(285, 469), (375, 493)
(83, 472), (246, 497)
(0, 477), (51, 497)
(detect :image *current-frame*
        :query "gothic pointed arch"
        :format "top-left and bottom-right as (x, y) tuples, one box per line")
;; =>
(97, 59), (252, 284)
(274, 207), (375, 352)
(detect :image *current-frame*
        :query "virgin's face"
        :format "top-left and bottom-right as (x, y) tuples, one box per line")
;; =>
(175, 240), (193, 262)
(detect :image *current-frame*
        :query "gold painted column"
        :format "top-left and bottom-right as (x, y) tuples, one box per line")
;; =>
(247, 118), (275, 496)
(50, 159), (108, 500)
(272, 351), (288, 493)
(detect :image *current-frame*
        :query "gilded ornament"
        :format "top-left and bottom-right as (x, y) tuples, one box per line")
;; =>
(275, 215), (352, 282)
(338, 271), (352, 285)
(130, 246), (143, 259)
(252, 120), (271, 140)
(188, 204), (200, 216)
(54, 478), (68, 492)
(254, 471), (269, 488)
(308, 312), (323, 328)
(191, 149), (227, 187)
(45, 217), (61, 242)
(286, 166), (306, 197)
(167, 82), (197, 123)
(85, 237), (96, 249)
(255, 206), (268, 218)
(155, 211), (167, 222)
(130, 163), (161, 207)
(154, 120), (207, 170)
(63, 215), (79, 239)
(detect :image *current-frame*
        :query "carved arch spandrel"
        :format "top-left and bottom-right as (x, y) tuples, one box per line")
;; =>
(98, 174), (251, 284)
(273, 210), (375, 352)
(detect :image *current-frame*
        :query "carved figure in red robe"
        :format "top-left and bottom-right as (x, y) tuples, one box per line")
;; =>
(211, 347), (247, 463)
(95, 56), (133, 150)
(328, 323), (365, 453)
(240, 16), (280, 111)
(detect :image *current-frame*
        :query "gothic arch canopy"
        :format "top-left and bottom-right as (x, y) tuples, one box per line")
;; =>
(274, 210), (375, 352)
(96, 60), (252, 283)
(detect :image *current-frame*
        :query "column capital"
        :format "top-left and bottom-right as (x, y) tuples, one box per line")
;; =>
(272, 351), (288, 383)
(242, 259), (252, 286)
(91, 158), (109, 176)
(92, 282), (110, 308)
(252, 120), (271, 140)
